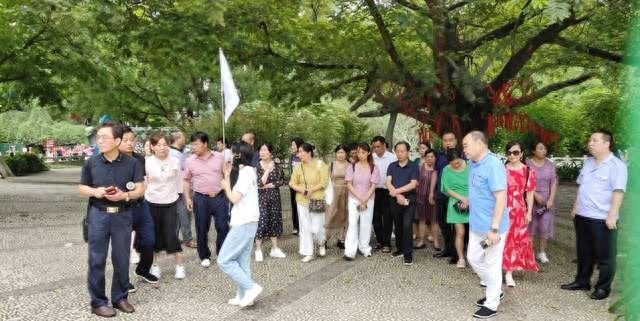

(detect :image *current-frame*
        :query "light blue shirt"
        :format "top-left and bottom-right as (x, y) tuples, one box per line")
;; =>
(576, 153), (627, 220)
(468, 152), (509, 234)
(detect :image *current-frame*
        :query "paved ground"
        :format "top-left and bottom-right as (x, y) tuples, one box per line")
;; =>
(0, 168), (616, 320)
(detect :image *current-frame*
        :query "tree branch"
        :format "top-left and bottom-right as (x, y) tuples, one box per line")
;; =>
(489, 15), (590, 90)
(258, 21), (356, 70)
(512, 73), (594, 107)
(0, 27), (48, 67)
(552, 37), (623, 63)
(364, 0), (413, 80)
(460, 0), (532, 52)
(394, 0), (431, 18)
(448, 0), (470, 11)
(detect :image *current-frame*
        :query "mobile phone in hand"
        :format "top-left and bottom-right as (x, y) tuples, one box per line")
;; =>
(480, 239), (489, 249)
(105, 186), (117, 195)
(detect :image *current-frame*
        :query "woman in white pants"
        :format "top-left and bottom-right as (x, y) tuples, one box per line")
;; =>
(343, 143), (379, 260)
(289, 143), (330, 263)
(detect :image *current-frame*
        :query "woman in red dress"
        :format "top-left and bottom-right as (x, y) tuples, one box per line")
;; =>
(503, 141), (538, 287)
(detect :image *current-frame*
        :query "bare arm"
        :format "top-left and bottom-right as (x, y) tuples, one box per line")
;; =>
(395, 180), (417, 194)
(605, 190), (624, 229)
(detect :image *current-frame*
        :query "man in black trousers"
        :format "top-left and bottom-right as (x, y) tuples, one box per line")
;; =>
(434, 132), (458, 262)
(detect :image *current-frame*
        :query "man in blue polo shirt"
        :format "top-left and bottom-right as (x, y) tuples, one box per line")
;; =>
(385, 141), (419, 266)
(462, 131), (508, 319)
(79, 122), (145, 317)
(561, 130), (627, 300)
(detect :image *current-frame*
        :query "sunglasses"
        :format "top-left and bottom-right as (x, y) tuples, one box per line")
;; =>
(506, 150), (521, 156)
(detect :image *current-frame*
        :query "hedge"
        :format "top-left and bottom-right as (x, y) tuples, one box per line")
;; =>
(1, 153), (48, 176)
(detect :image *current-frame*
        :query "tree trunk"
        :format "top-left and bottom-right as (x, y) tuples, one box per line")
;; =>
(385, 112), (398, 148)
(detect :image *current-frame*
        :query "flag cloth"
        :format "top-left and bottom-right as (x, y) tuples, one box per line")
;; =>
(220, 48), (240, 123)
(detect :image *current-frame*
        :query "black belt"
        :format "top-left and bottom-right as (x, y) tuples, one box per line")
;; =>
(91, 204), (132, 214)
(195, 191), (222, 198)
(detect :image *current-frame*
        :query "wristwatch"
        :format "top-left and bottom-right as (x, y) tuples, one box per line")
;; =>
(125, 192), (130, 202)
(490, 227), (499, 233)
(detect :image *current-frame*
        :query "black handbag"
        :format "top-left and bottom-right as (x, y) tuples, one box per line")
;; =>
(453, 200), (469, 215)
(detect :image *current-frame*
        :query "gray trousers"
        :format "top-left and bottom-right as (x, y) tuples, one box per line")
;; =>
(176, 194), (193, 243)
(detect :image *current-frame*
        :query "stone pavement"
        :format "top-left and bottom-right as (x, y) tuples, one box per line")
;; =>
(0, 168), (616, 321)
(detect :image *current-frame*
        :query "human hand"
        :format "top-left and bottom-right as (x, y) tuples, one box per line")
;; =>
(606, 216), (617, 230)
(486, 231), (500, 246)
(104, 187), (126, 202)
(93, 187), (107, 199)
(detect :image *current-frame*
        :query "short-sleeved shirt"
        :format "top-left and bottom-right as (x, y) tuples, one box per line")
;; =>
(145, 155), (181, 204)
(468, 152), (509, 234)
(132, 153), (146, 175)
(183, 151), (225, 195)
(289, 159), (329, 205)
(576, 153), (628, 220)
(386, 160), (419, 195)
(80, 153), (144, 207)
(373, 151), (397, 189)
(230, 166), (260, 226)
(345, 163), (380, 200)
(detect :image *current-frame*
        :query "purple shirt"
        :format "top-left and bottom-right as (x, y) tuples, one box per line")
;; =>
(184, 151), (225, 194)
(345, 163), (380, 200)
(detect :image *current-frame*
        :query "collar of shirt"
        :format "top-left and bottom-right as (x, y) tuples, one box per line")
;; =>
(196, 151), (214, 161)
(373, 151), (394, 160)
(100, 152), (123, 163)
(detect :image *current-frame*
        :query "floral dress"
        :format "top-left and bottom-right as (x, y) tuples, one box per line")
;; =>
(256, 161), (285, 239)
(502, 165), (538, 272)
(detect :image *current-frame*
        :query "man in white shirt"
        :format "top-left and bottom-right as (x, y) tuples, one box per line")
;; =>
(371, 136), (397, 253)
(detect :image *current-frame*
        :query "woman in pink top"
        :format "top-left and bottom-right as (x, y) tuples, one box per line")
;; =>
(145, 133), (185, 280)
(343, 143), (379, 260)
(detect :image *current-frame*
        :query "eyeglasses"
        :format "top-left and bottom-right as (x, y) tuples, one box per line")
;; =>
(506, 150), (521, 156)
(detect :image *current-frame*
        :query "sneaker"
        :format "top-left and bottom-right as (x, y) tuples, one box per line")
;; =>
(475, 293), (505, 307)
(480, 280), (487, 287)
(135, 270), (159, 284)
(473, 306), (497, 319)
(343, 255), (354, 261)
(391, 251), (403, 258)
(228, 293), (241, 305)
(381, 246), (391, 253)
(255, 249), (264, 262)
(239, 284), (263, 307)
(269, 248), (286, 258)
(150, 264), (161, 278)
(505, 272), (516, 287)
(201, 259), (211, 268)
(127, 283), (137, 293)
(130, 250), (140, 264)
(537, 252), (550, 263)
(363, 251), (372, 257)
(456, 259), (466, 269)
(403, 257), (413, 266)
(318, 245), (326, 257)
(301, 255), (314, 263)
(292, 229), (299, 235)
(174, 265), (186, 279)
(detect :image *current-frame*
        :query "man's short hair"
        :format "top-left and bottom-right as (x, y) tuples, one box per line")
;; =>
(595, 129), (615, 151)
(122, 126), (135, 137)
(371, 136), (387, 145)
(394, 141), (410, 151)
(467, 130), (488, 146)
(96, 121), (124, 140)
(170, 131), (184, 143)
(190, 132), (209, 145)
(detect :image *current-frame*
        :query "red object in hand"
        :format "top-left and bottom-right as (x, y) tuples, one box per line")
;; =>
(105, 186), (117, 195)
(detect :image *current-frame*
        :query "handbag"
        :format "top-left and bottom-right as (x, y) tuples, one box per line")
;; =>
(453, 200), (469, 215)
(301, 161), (327, 213)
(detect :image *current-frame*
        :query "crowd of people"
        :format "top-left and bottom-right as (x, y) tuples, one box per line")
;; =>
(78, 122), (627, 319)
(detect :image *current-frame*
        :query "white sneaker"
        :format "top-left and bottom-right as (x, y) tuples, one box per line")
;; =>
(174, 265), (185, 279)
(150, 264), (161, 278)
(318, 245), (326, 257)
(228, 293), (241, 305)
(255, 250), (264, 262)
(269, 248), (286, 258)
(201, 259), (211, 268)
(505, 272), (516, 287)
(537, 252), (550, 263)
(301, 255), (314, 263)
(480, 280), (487, 287)
(239, 284), (263, 307)
(130, 250), (140, 264)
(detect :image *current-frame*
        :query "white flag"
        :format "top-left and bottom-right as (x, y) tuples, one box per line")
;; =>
(219, 48), (240, 123)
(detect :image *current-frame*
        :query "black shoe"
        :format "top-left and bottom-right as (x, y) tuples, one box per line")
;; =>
(127, 283), (137, 294)
(403, 257), (413, 266)
(343, 255), (354, 261)
(433, 247), (442, 252)
(381, 246), (391, 253)
(448, 256), (459, 264)
(560, 282), (591, 291)
(590, 289), (610, 300)
(433, 251), (450, 258)
(373, 244), (383, 251)
(391, 251), (403, 258)
(135, 270), (159, 284)
(337, 240), (345, 249)
(475, 293), (504, 307)
(473, 306), (497, 319)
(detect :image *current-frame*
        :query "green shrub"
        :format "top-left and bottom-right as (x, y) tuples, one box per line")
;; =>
(556, 161), (582, 182)
(2, 153), (48, 176)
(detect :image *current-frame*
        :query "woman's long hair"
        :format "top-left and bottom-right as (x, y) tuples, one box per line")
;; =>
(230, 141), (254, 188)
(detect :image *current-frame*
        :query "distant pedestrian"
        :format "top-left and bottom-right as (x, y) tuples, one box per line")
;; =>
(413, 143), (438, 250)
(288, 137), (305, 235)
(170, 131), (197, 249)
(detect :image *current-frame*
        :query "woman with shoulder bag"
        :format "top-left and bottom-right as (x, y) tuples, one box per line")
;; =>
(289, 143), (330, 263)
(440, 148), (470, 269)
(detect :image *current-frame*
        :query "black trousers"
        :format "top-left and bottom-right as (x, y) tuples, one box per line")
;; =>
(373, 188), (393, 247)
(289, 188), (299, 231)
(574, 215), (617, 292)
(436, 197), (455, 256)
(148, 201), (182, 254)
(390, 195), (416, 259)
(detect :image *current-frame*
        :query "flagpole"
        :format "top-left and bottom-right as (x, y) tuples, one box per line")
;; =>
(220, 48), (226, 148)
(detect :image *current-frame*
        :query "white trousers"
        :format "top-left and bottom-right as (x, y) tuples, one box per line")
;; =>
(467, 231), (507, 311)
(298, 204), (325, 256)
(344, 197), (374, 258)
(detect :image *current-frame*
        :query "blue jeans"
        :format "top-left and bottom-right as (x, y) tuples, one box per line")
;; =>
(217, 222), (258, 297)
(193, 192), (229, 260)
(87, 206), (132, 308)
(176, 194), (193, 243)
